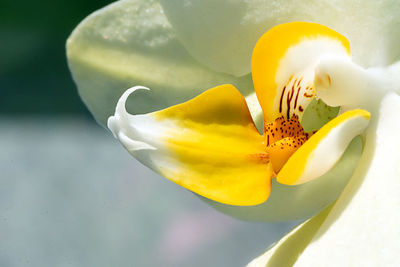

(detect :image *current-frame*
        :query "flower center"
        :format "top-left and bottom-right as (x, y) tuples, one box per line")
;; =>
(264, 115), (311, 173)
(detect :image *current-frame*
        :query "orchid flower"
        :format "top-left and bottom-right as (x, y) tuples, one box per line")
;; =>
(67, 0), (400, 265)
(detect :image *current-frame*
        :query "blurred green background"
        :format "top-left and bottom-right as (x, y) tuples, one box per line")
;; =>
(1, 0), (111, 117)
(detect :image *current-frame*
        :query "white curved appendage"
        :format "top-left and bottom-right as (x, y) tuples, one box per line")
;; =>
(107, 86), (157, 151)
(314, 56), (400, 111)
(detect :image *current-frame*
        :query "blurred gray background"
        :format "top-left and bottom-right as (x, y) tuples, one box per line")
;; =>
(1, 1), (296, 266)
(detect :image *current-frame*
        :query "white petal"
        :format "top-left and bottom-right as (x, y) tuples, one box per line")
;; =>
(245, 92), (263, 133)
(247, 206), (333, 267)
(159, 0), (400, 76)
(294, 93), (400, 266)
(249, 92), (400, 265)
(66, 0), (255, 125)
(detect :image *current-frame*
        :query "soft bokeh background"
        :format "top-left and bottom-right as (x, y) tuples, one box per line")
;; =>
(1, 1), (296, 266)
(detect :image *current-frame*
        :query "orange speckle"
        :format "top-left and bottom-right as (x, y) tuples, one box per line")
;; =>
(264, 116), (309, 173)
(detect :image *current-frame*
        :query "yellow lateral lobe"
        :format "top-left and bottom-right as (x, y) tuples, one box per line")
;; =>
(251, 22), (350, 123)
(152, 84), (274, 206)
(277, 109), (370, 185)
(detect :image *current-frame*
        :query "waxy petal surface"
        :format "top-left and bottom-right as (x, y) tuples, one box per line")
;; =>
(159, 0), (400, 76)
(108, 85), (273, 206)
(67, 0), (257, 125)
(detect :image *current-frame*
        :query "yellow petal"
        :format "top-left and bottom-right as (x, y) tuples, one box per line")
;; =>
(206, 137), (362, 222)
(108, 84), (274, 206)
(266, 135), (308, 173)
(251, 22), (350, 123)
(277, 109), (370, 185)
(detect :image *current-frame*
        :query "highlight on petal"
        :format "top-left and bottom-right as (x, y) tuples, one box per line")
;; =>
(245, 92), (264, 133)
(67, 0), (255, 125)
(277, 109), (370, 185)
(251, 22), (350, 123)
(108, 84), (274, 206)
(159, 0), (400, 76)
